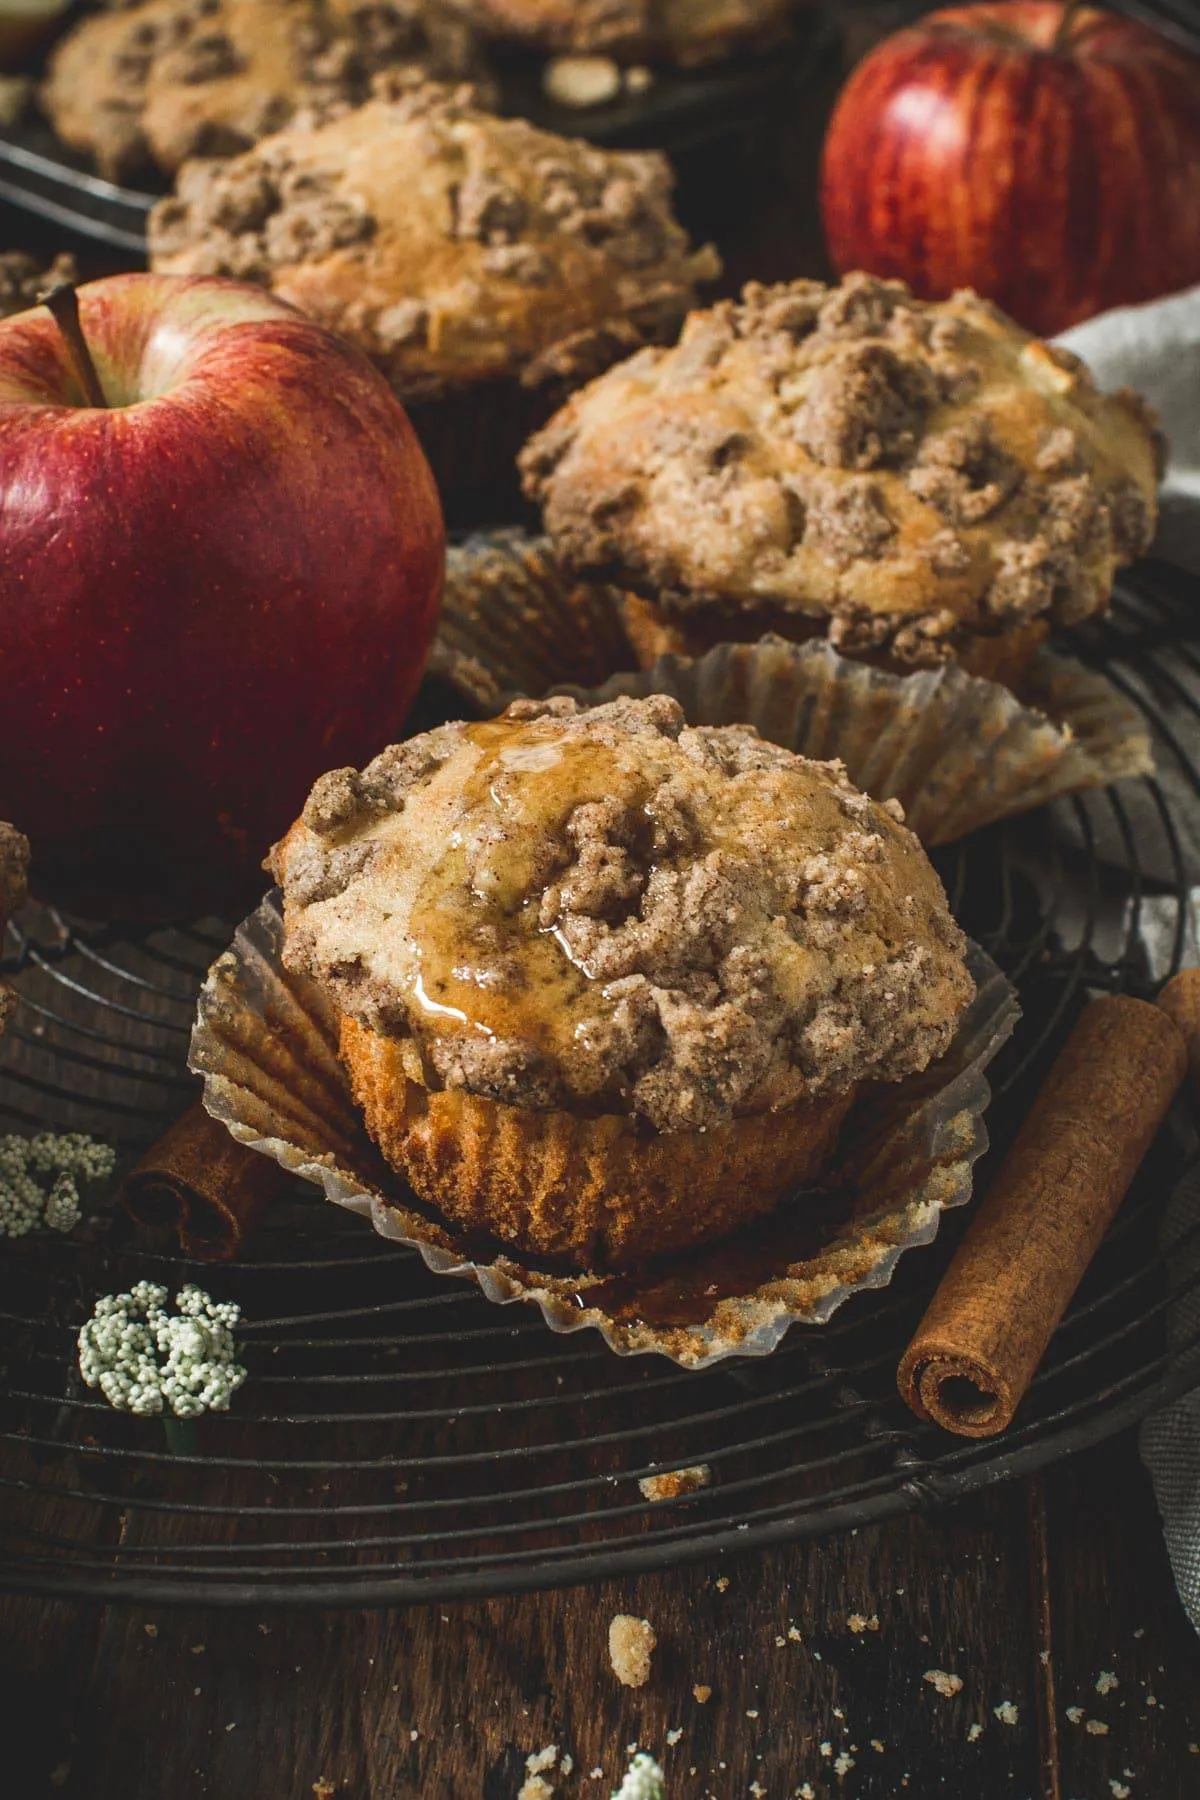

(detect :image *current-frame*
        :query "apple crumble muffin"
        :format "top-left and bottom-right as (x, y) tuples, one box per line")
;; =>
(43, 0), (487, 180)
(520, 273), (1163, 681)
(443, 0), (794, 65)
(269, 692), (973, 1267)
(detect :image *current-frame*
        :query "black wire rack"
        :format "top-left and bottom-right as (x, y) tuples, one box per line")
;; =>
(1, 561), (1199, 1608)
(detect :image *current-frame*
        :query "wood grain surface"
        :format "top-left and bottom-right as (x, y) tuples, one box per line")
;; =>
(0, 1433), (1196, 1799)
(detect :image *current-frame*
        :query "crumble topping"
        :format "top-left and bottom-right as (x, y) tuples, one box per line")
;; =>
(43, 0), (488, 180)
(520, 273), (1162, 664)
(0, 253), (78, 321)
(149, 77), (718, 397)
(443, 0), (793, 66)
(270, 695), (973, 1131)
(609, 1614), (656, 1687)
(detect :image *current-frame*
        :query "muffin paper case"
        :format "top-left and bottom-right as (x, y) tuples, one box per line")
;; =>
(431, 533), (1153, 847)
(189, 893), (1019, 1368)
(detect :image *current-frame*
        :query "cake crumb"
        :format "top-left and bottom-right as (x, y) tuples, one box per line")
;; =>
(993, 1702), (1018, 1726)
(1096, 1671), (1119, 1695)
(1145, 1695), (1158, 1707)
(834, 1752), (855, 1777)
(666, 1729), (682, 1747)
(543, 54), (622, 110)
(1066, 1706), (1084, 1723)
(609, 1615), (656, 1688)
(590, 1770), (604, 1781)
(715, 1577), (730, 1593)
(775, 1636), (787, 1648)
(819, 1742), (832, 1758)
(924, 1670), (963, 1698)
(967, 1724), (983, 1743)
(692, 1685), (711, 1704)
(870, 1739), (885, 1752)
(797, 1786), (816, 1799)
(312, 1784), (336, 1800)
(639, 1465), (711, 1502)
(746, 1709), (759, 1720)
(1086, 1720), (1110, 1736)
(519, 1780), (554, 1800)
(143, 1624), (158, 1639)
(1110, 1784), (1131, 1799)
(527, 1748), (559, 1776)
(787, 1626), (803, 1642)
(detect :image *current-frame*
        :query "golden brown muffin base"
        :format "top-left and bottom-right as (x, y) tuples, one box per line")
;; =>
(340, 1015), (857, 1270)
(618, 592), (1050, 692)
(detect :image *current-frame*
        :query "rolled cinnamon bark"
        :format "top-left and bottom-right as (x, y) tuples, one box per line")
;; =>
(1156, 967), (1200, 1102)
(122, 1101), (290, 1260)
(898, 994), (1188, 1438)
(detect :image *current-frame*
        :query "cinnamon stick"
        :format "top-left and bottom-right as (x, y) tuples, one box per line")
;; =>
(122, 1101), (290, 1260)
(898, 994), (1188, 1438)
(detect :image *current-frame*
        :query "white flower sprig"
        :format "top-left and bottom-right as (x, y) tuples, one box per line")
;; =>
(78, 1281), (247, 1419)
(0, 1133), (115, 1237)
(612, 1753), (666, 1800)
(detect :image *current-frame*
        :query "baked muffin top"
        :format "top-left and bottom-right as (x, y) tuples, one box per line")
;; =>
(442, 0), (793, 65)
(42, 0), (485, 180)
(149, 78), (719, 399)
(270, 694), (973, 1132)
(520, 274), (1163, 667)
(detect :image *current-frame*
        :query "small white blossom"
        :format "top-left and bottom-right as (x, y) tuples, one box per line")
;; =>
(0, 1133), (114, 1237)
(611, 1753), (665, 1800)
(78, 1282), (247, 1419)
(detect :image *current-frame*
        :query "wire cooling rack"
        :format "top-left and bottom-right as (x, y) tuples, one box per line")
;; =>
(1, 560), (1199, 1607)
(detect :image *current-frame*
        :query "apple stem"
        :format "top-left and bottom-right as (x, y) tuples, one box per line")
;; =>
(40, 283), (107, 409)
(1051, 0), (1084, 52)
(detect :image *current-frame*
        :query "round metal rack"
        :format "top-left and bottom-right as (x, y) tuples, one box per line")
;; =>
(1, 560), (1199, 1606)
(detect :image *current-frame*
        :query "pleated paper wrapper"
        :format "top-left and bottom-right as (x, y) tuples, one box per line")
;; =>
(431, 532), (1153, 847)
(189, 894), (1019, 1368)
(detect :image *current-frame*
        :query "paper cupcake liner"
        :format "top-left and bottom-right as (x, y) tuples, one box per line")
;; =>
(429, 532), (1153, 846)
(189, 893), (1019, 1368)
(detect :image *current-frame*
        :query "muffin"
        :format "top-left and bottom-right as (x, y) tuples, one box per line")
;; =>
(442, 0), (794, 65)
(268, 692), (974, 1269)
(42, 0), (487, 182)
(0, 822), (29, 1034)
(520, 273), (1163, 686)
(150, 76), (719, 514)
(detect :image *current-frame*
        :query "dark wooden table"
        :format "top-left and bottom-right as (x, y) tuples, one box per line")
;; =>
(1, 1429), (1197, 1799)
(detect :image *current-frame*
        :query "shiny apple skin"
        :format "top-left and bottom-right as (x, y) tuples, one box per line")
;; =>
(820, 2), (1200, 337)
(0, 274), (444, 919)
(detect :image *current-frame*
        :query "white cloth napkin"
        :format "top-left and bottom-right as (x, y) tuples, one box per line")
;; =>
(1055, 288), (1200, 1631)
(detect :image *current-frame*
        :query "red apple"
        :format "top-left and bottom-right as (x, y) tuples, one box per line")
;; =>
(820, 1), (1200, 338)
(0, 273), (443, 919)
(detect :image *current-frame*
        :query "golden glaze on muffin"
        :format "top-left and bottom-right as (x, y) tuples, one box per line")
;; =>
(520, 274), (1163, 672)
(43, 0), (485, 180)
(149, 78), (719, 401)
(443, 0), (793, 65)
(270, 693), (973, 1131)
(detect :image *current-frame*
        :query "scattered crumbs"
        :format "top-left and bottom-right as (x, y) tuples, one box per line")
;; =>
(143, 1624), (158, 1639)
(787, 1626), (803, 1643)
(924, 1670), (963, 1699)
(590, 1771), (604, 1782)
(665, 1730), (681, 1748)
(410, 1730), (419, 1742)
(312, 1784), (336, 1800)
(797, 1787), (816, 1799)
(834, 1753), (855, 1778)
(638, 1465), (711, 1503)
(715, 1578), (730, 1593)
(527, 1749), (559, 1776)
(1096, 1671), (1119, 1695)
(1066, 1707), (1084, 1724)
(693, 1686), (712, 1705)
(870, 1739), (885, 1753)
(895, 1588), (905, 1596)
(1110, 1785), (1131, 1799)
(1039, 1650), (1050, 1665)
(832, 1707), (844, 1721)
(847, 1614), (880, 1634)
(1133, 1627), (1145, 1639)
(257, 1624), (271, 1636)
(225, 1724), (236, 1733)
(1145, 1695), (1158, 1708)
(609, 1615), (656, 1689)
(750, 1784), (767, 1799)
(967, 1724), (983, 1743)
(813, 1652), (823, 1662)
(1086, 1720), (1110, 1736)
(191, 1644), (206, 1656)
(519, 1779), (554, 1800)
(993, 1703), (1018, 1727)
(193, 1687), (201, 1697)
(819, 1742), (833, 1759)
(745, 1710), (759, 1720)
(627, 1745), (638, 1757)
(775, 1636), (787, 1648)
